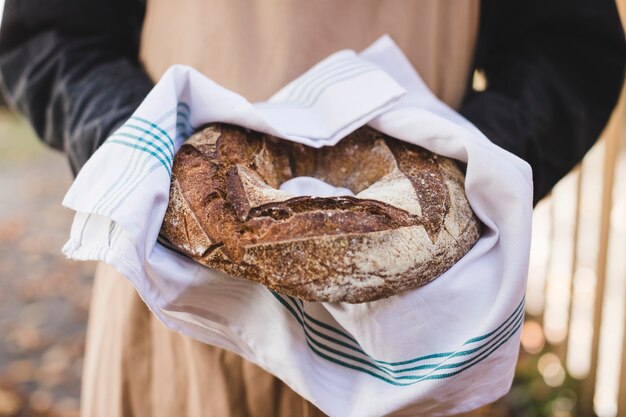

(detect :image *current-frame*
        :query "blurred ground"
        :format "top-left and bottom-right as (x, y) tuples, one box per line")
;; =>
(0, 110), (94, 417)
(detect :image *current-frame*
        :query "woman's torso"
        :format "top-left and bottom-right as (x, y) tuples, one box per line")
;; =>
(140, 0), (480, 107)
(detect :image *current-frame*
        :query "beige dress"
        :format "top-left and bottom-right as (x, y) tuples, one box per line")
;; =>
(81, 1), (481, 416)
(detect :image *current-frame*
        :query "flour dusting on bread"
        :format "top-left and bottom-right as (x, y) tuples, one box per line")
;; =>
(161, 124), (481, 303)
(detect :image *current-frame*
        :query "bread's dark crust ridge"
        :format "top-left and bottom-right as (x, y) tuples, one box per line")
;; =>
(161, 124), (481, 303)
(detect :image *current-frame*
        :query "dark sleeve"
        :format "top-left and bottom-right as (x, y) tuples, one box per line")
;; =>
(0, 0), (154, 174)
(460, 0), (626, 204)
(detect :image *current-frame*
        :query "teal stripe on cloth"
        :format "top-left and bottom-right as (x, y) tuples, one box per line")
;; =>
(285, 59), (376, 104)
(123, 124), (175, 159)
(95, 103), (192, 215)
(283, 56), (353, 102)
(262, 65), (380, 110)
(293, 310), (523, 387)
(421, 316), (523, 381)
(110, 132), (172, 166)
(108, 139), (171, 175)
(271, 292), (524, 384)
(295, 296), (525, 367)
(131, 116), (176, 149)
(288, 295), (523, 377)
(297, 303), (359, 344)
(295, 67), (380, 108)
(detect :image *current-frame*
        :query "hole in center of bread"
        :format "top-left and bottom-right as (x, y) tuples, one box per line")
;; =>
(285, 133), (398, 196)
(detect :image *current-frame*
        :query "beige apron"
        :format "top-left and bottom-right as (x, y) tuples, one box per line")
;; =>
(81, 1), (480, 416)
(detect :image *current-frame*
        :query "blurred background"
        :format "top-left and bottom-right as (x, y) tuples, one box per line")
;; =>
(0, 4), (625, 417)
(0, 107), (94, 417)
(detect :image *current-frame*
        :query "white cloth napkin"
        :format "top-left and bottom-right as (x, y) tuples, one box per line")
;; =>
(279, 177), (355, 198)
(62, 36), (533, 417)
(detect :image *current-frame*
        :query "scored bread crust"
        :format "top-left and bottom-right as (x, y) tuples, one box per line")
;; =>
(160, 124), (481, 303)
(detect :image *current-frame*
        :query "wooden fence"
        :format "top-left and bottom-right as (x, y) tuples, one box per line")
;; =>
(524, 74), (626, 416)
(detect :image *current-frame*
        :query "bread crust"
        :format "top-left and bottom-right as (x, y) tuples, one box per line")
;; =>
(161, 124), (481, 303)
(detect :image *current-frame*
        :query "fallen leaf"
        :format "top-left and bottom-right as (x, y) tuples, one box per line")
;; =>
(5, 323), (42, 353)
(55, 396), (80, 417)
(4, 360), (34, 383)
(0, 388), (22, 416)
(29, 389), (54, 413)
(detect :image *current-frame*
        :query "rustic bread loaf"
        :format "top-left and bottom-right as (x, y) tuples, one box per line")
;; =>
(160, 124), (481, 303)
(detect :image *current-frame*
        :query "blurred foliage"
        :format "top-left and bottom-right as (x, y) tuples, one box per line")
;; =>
(490, 333), (582, 417)
(0, 110), (45, 166)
